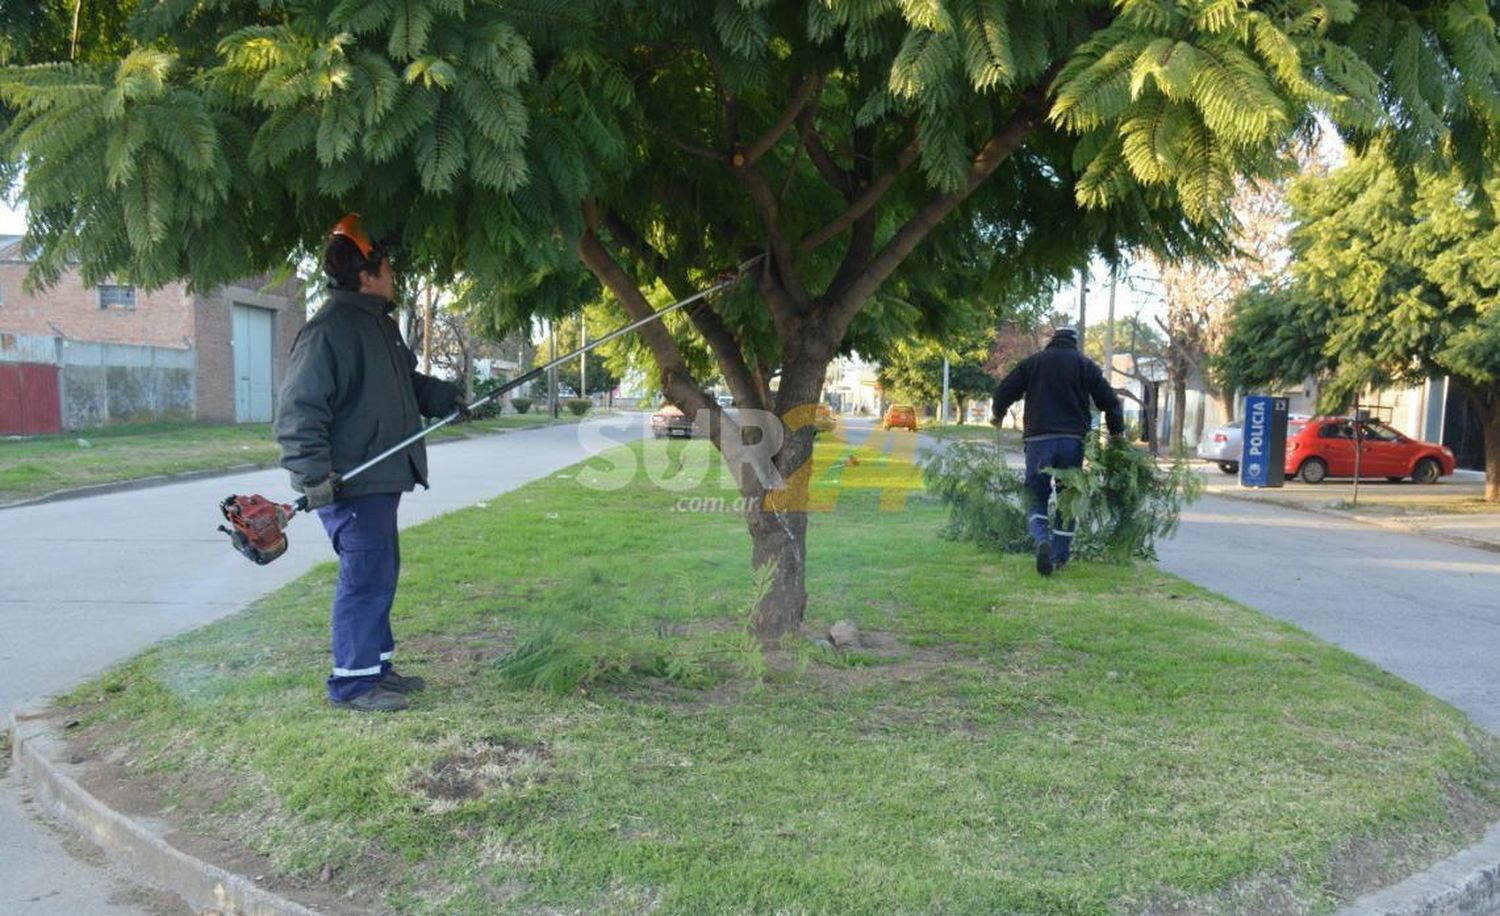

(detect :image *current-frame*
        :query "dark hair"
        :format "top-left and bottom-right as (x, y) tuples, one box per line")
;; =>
(322, 236), (381, 290)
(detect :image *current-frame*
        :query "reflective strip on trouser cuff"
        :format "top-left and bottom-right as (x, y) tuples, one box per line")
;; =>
(380, 651), (393, 661)
(1054, 530), (1076, 538)
(332, 665), (383, 678)
(1029, 514), (1049, 522)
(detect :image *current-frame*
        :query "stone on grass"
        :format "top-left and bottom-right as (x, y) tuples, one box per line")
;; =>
(828, 619), (859, 648)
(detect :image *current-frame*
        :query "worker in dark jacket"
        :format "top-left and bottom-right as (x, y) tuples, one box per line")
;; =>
(275, 214), (466, 712)
(990, 327), (1125, 576)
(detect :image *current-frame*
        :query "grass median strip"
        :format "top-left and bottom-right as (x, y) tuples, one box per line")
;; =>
(56, 437), (1500, 915)
(0, 414), (586, 504)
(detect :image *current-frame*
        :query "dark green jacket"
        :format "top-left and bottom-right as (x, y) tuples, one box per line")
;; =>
(275, 289), (462, 499)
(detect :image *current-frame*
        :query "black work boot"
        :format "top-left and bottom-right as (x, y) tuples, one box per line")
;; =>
(1035, 540), (1054, 577)
(380, 670), (426, 694)
(330, 684), (409, 712)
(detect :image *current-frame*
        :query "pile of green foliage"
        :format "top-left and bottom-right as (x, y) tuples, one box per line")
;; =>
(923, 436), (1201, 561)
(509, 397), (533, 415)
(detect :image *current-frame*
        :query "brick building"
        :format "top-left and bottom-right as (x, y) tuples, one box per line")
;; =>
(0, 235), (305, 434)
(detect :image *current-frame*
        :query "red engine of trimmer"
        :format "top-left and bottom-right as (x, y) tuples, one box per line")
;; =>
(218, 494), (296, 565)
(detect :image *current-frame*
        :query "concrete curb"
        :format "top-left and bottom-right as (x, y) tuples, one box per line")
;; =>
(1337, 821), (1500, 915)
(0, 462), (273, 510)
(9, 704), (322, 916)
(1207, 488), (1500, 556)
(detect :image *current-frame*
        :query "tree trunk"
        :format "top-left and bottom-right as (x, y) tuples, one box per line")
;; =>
(1171, 376), (1187, 454)
(747, 499), (810, 639)
(740, 349), (829, 640)
(1473, 386), (1500, 503)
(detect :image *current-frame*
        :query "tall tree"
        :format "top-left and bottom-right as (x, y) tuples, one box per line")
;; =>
(4, 0), (1498, 636)
(1222, 149), (1500, 500)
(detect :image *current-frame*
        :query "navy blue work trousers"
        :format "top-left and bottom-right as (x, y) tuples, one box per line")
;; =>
(316, 492), (401, 701)
(1023, 437), (1084, 565)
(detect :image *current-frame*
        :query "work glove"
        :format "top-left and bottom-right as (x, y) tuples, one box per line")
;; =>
(449, 400), (473, 423)
(300, 475), (337, 510)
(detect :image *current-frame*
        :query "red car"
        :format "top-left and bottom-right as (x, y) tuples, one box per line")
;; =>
(1285, 417), (1456, 484)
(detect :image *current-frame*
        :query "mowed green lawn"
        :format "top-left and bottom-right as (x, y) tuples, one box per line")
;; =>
(57, 437), (1500, 915)
(0, 413), (580, 503)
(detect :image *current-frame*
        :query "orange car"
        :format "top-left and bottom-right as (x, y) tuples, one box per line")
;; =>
(882, 404), (918, 431)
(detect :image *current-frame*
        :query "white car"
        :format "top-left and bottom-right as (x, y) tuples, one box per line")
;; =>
(1198, 415), (1309, 474)
(1198, 419), (1244, 473)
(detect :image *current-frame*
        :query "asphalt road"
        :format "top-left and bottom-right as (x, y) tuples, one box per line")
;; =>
(1157, 493), (1500, 734)
(0, 415), (644, 916)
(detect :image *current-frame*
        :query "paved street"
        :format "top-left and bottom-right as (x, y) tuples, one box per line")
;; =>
(0, 416), (643, 916)
(1158, 493), (1500, 734)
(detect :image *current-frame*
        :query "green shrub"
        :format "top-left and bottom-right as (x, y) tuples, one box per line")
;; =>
(511, 397), (533, 414)
(565, 397), (592, 416)
(921, 435), (1201, 562)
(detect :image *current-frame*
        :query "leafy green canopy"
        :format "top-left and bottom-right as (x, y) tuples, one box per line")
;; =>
(4, 0), (1495, 346)
(1220, 149), (1500, 410)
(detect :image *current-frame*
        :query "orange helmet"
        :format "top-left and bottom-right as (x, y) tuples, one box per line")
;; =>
(329, 213), (376, 261)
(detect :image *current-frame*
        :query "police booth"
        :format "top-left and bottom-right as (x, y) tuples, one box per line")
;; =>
(1240, 395), (1289, 488)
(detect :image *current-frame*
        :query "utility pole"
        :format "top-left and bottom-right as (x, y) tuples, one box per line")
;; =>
(548, 319), (559, 418)
(579, 316), (587, 403)
(1104, 264), (1118, 384)
(1077, 265), (1088, 350)
(421, 285), (434, 375)
(940, 356), (950, 425)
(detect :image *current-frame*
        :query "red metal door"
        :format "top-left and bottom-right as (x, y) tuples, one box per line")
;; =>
(0, 363), (62, 435)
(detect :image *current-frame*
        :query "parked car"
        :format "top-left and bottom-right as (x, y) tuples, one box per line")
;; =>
(1197, 418), (1245, 474)
(882, 404), (918, 431)
(813, 404), (837, 433)
(650, 404), (696, 439)
(1285, 417), (1455, 484)
(1198, 414), (1310, 474)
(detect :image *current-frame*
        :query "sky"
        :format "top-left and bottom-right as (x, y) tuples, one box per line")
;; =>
(0, 198), (24, 235)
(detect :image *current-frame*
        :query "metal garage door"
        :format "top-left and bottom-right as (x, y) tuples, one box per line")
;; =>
(232, 304), (275, 423)
(0, 362), (62, 435)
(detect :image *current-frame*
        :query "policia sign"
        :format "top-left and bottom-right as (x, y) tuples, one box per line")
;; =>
(1240, 395), (1290, 488)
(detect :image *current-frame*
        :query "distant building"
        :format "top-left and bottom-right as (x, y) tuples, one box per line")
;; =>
(824, 355), (881, 415)
(0, 236), (304, 434)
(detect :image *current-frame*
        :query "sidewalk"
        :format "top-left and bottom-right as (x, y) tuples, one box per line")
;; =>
(1196, 465), (1500, 553)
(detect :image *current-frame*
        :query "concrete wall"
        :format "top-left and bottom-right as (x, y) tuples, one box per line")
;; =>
(1, 243), (306, 427)
(56, 340), (195, 428)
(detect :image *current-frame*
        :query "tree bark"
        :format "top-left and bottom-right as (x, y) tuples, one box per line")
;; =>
(1472, 384), (1500, 503)
(743, 340), (832, 639)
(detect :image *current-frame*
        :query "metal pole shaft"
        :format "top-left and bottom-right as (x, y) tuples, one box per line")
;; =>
(321, 257), (760, 500)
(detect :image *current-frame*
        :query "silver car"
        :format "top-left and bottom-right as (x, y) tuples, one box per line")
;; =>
(1198, 415), (1309, 474)
(1198, 419), (1244, 474)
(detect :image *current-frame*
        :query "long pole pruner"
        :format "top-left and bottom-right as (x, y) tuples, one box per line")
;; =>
(217, 256), (763, 564)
